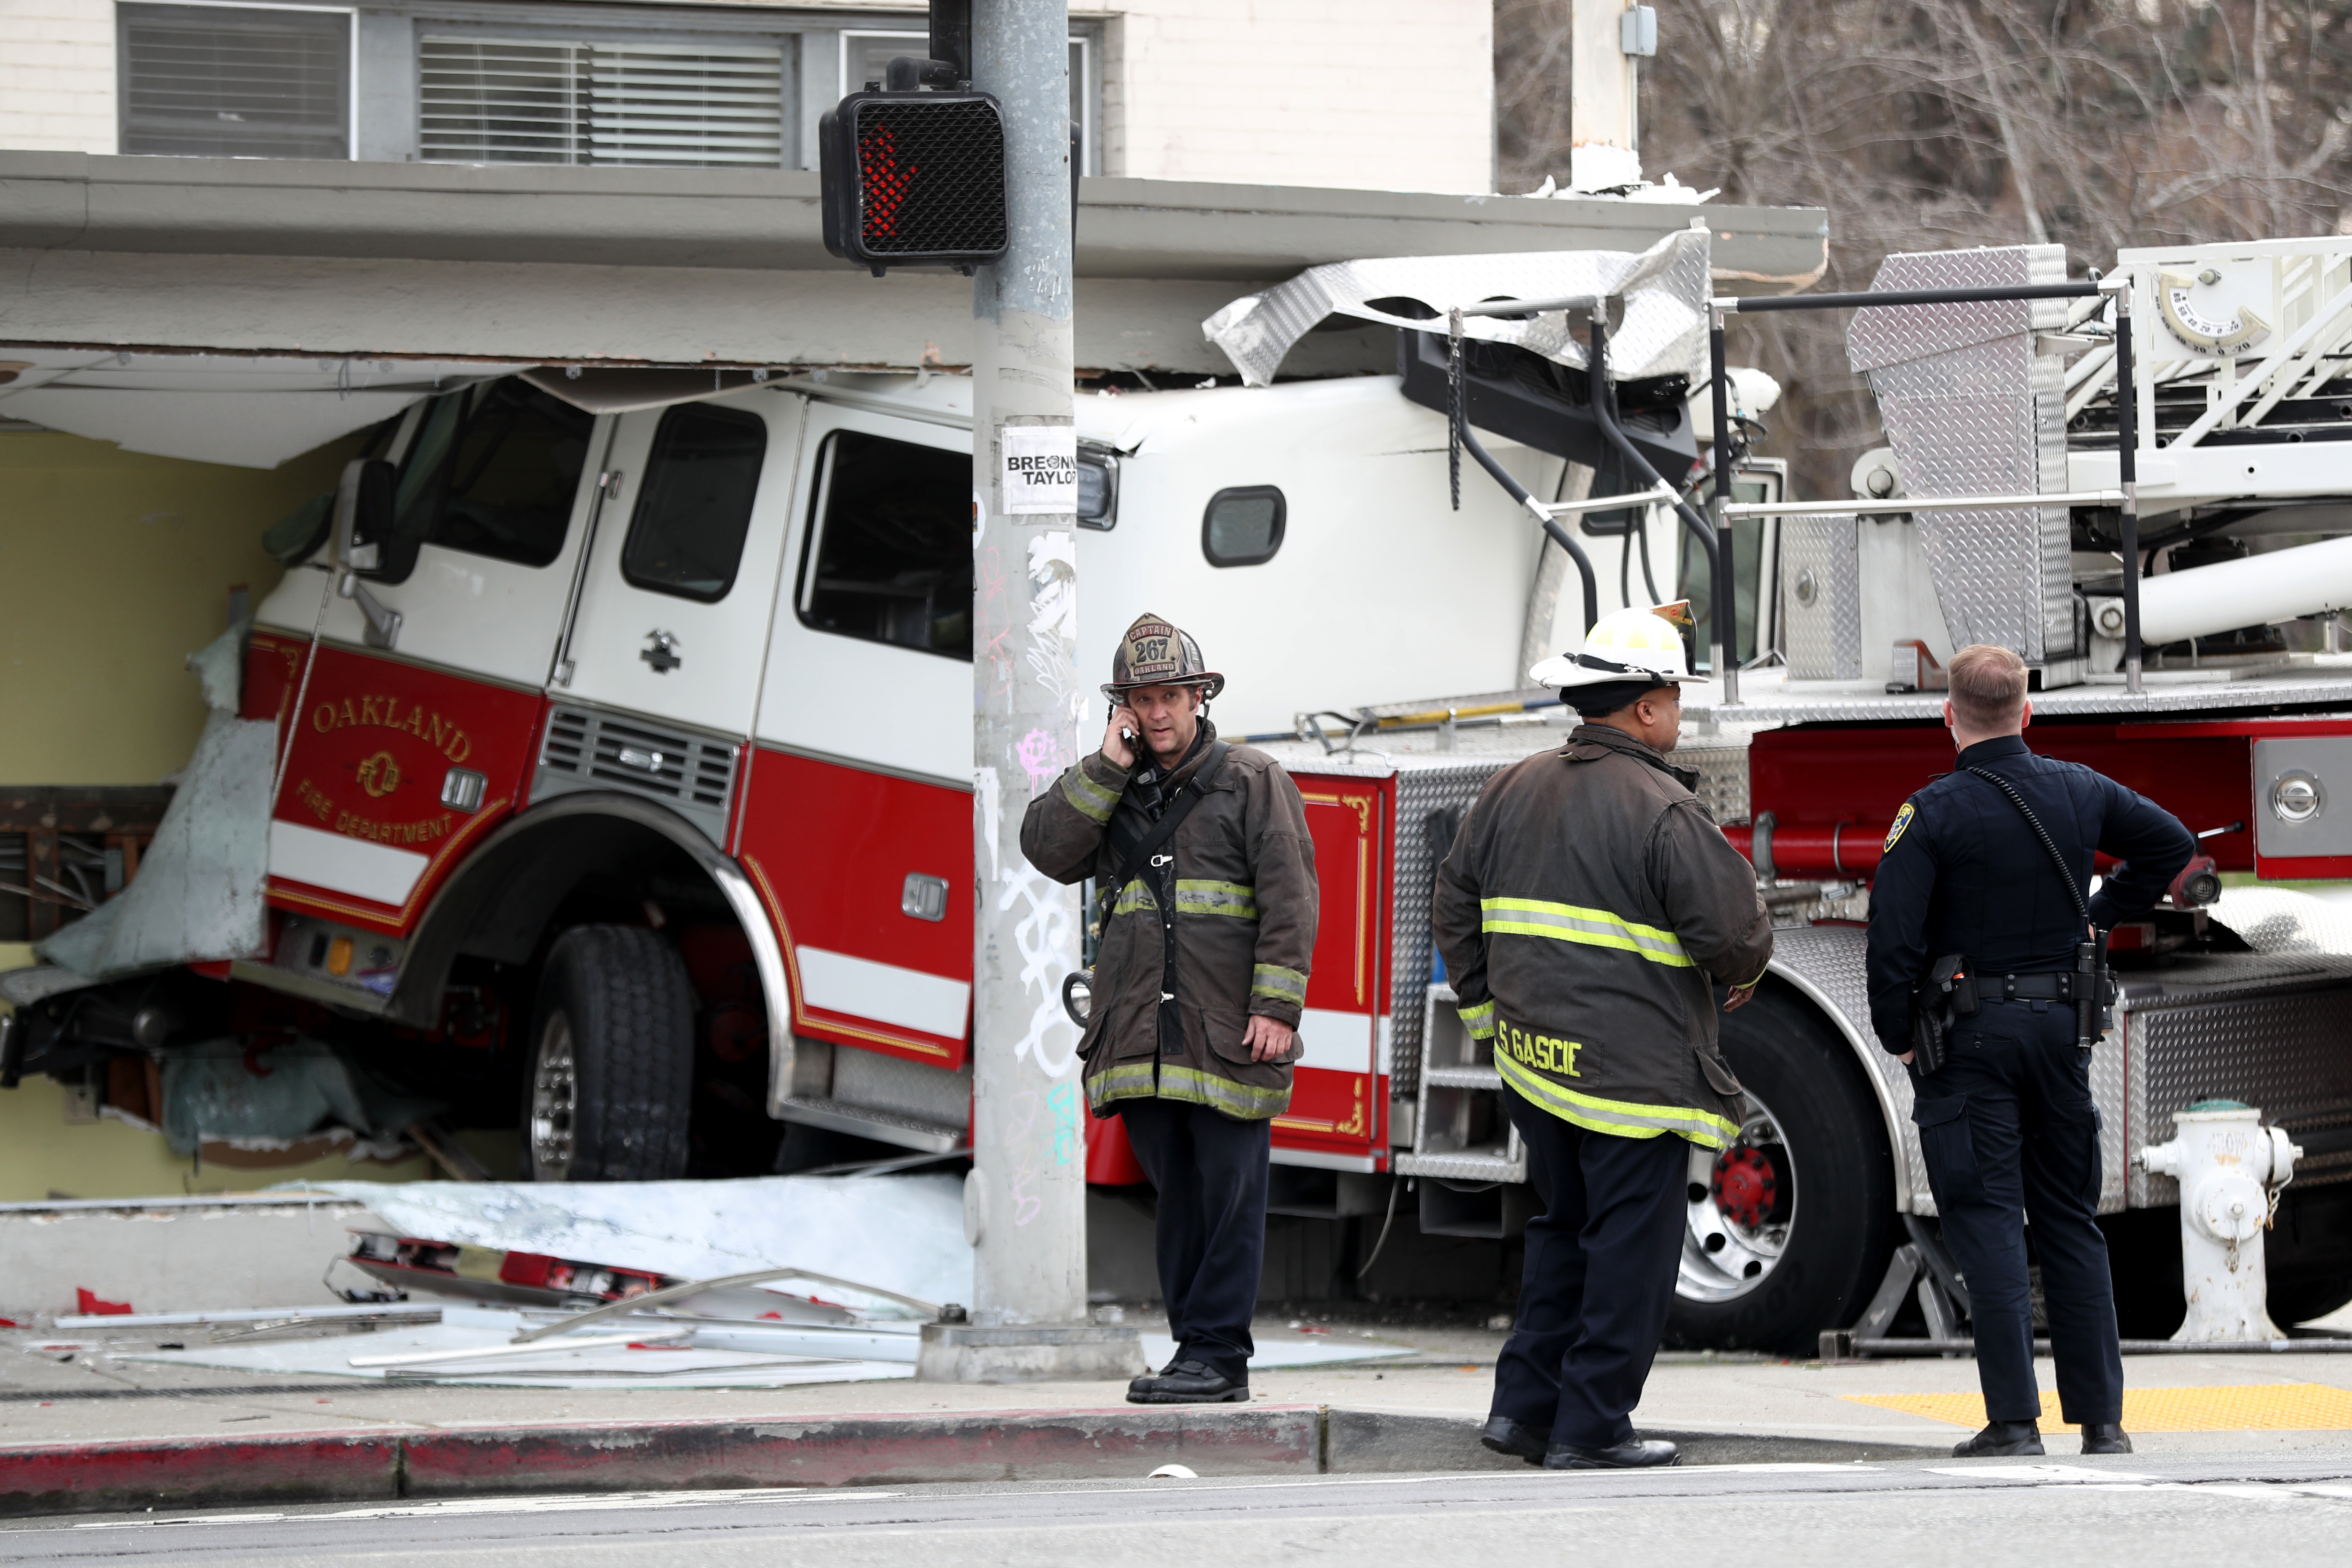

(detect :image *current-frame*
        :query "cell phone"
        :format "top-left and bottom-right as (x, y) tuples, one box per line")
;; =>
(1109, 701), (1135, 744)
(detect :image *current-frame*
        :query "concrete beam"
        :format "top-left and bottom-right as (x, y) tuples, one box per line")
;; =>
(0, 153), (1826, 369)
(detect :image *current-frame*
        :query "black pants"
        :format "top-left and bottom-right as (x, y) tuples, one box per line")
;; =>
(1119, 1097), (1271, 1383)
(1911, 998), (2123, 1425)
(1490, 1084), (1689, 1449)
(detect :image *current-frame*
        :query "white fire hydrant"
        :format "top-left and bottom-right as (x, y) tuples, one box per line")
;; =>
(2137, 1100), (2302, 1342)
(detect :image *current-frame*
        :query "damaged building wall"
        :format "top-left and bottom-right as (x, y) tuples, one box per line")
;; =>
(0, 422), (523, 1201)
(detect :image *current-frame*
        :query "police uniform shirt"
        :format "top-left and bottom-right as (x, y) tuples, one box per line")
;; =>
(1865, 735), (2195, 1051)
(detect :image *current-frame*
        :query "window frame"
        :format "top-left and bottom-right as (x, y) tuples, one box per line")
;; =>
(1201, 485), (1286, 569)
(117, 0), (359, 162)
(618, 400), (772, 605)
(838, 25), (1101, 174)
(794, 425), (976, 663)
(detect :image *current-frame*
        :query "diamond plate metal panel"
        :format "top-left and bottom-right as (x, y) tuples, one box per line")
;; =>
(1687, 666), (2352, 724)
(1780, 514), (1862, 679)
(1388, 761), (1512, 1099)
(1677, 735), (1752, 827)
(1765, 924), (1930, 1212)
(2126, 978), (2352, 1203)
(1847, 245), (2073, 665)
(1204, 225), (1712, 388)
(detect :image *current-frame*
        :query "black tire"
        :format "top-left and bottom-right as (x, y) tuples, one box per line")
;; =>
(1665, 982), (1901, 1355)
(523, 925), (694, 1181)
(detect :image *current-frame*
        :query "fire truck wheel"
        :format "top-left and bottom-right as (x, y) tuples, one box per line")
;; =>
(1663, 983), (1899, 1355)
(524, 924), (695, 1181)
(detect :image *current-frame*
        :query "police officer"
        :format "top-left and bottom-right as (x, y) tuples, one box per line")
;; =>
(1435, 605), (1772, 1469)
(1023, 613), (1317, 1405)
(1867, 643), (2194, 1458)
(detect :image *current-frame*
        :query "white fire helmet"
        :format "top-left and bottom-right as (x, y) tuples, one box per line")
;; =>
(1528, 603), (1702, 689)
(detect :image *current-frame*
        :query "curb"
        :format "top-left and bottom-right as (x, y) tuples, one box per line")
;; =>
(0, 1405), (1321, 1518)
(0, 1405), (1951, 1517)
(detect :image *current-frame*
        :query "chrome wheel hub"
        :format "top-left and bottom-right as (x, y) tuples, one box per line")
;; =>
(1677, 1092), (1794, 1304)
(529, 1012), (578, 1179)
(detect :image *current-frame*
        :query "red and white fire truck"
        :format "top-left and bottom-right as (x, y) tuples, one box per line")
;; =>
(9, 233), (2352, 1353)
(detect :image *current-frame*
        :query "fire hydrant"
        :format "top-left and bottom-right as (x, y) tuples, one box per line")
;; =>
(2137, 1099), (2301, 1341)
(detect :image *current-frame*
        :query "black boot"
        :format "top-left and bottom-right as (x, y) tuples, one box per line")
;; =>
(1126, 1357), (1182, 1402)
(1127, 1359), (1248, 1404)
(1541, 1437), (1681, 1470)
(1479, 1416), (1550, 1465)
(2079, 1423), (2133, 1455)
(1951, 1420), (2044, 1458)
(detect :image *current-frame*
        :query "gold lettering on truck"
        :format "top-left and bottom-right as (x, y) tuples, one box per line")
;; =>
(312, 696), (473, 761)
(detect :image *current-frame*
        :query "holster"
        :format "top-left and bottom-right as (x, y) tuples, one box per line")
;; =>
(1909, 954), (1976, 1077)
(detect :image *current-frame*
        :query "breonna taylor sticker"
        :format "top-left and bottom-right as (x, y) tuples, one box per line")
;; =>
(1001, 425), (1078, 515)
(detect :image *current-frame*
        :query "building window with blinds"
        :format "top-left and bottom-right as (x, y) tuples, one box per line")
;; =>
(117, 2), (352, 159)
(418, 36), (787, 167)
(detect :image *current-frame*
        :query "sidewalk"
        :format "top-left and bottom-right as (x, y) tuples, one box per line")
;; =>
(8, 1314), (2352, 1515)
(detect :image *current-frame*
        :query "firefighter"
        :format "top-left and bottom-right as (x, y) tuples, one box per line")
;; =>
(1867, 643), (2193, 1458)
(1435, 604), (1772, 1470)
(1022, 612), (1317, 1405)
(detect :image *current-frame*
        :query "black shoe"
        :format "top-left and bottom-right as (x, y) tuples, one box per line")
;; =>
(1126, 1359), (1248, 1404)
(1951, 1420), (2044, 1458)
(1126, 1356), (1185, 1400)
(2079, 1423), (2133, 1455)
(1541, 1438), (1681, 1470)
(1479, 1416), (1551, 1465)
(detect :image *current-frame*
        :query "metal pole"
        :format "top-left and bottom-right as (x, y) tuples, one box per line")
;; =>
(2114, 282), (2144, 695)
(1709, 308), (1738, 705)
(921, 0), (1139, 1382)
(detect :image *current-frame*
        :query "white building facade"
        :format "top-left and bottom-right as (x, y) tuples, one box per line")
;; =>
(0, 0), (1496, 194)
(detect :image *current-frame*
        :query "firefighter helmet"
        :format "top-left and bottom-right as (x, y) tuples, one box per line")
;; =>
(1528, 603), (1701, 689)
(1103, 612), (1225, 702)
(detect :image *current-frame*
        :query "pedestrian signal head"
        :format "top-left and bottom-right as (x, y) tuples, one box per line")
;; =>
(1104, 612), (1224, 703)
(820, 89), (1009, 276)
(1529, 603), (1700, 690)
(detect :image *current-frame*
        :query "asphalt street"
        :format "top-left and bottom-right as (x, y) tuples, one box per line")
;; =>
(8, 1455), (2352, 1568)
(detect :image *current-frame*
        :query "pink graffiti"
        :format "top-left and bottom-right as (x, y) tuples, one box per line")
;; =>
(1017, 729), (1064, 796)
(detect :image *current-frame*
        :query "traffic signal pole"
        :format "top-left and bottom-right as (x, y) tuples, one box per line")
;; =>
(918, 0), (1142, 1381)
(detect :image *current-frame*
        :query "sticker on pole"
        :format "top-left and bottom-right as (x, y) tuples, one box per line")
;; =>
(1001, 425), (1078, 516)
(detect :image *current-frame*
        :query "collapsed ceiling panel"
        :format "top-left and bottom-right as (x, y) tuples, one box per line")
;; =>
(0, 350), (510, 467)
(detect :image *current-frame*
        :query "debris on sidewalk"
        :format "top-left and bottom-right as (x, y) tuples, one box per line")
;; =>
(311, 1174), (974, 1317)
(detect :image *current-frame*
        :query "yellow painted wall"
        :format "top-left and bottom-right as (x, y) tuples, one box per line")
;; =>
(0, 428), (527, 1200)
(0, 427), (351, 784)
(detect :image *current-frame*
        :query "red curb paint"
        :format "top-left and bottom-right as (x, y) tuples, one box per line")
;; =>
(73, 1290), (132, 1316)
(0, 1406), (1323, 1518)
(0, 1430), (399, 1519)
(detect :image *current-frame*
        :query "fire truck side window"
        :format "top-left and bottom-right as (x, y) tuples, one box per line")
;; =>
(796, 430), (974, 659)
(620, 403), (769, 603)
(371, 379), (593, 581)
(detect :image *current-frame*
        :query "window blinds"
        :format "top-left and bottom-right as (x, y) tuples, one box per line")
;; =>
(419, 36), (785, 167)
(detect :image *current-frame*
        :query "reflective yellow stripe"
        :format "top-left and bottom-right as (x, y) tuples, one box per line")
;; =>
(1251, 963), (1306, 1003)
(1175, 879), (1257, 919)
(1087, 1062), (1159, 1111)
(1157, 1064), (1291, 1119)
(1087, 1061), (1292, 1120)
(1495, 1050), (1739, 1149)
(1061, 766), (1121, 824)
(1112, 879), (1256, 921)
(1456, 998), (1497, 1039)
(1479, 897), (1692, 968)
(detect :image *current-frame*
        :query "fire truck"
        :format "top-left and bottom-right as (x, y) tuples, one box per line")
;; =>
(7, 231), (2352, 1353)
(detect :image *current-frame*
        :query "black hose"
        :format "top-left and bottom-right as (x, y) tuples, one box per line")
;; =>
(1452, 398), (1600, 636)
(1585, 319), (1719, 639)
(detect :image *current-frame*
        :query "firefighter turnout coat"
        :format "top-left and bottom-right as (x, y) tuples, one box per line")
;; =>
(1433, 724), (1773, 1150)
(1022, 721), (1318, 1121)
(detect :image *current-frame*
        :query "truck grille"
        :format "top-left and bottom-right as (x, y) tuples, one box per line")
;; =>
(533, 704), (740, 845)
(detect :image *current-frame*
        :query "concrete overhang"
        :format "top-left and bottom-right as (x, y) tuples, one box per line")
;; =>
(0, 152), (1826, 371)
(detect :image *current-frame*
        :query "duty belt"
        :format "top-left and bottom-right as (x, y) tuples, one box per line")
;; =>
(1977, 971), (2092, 1002)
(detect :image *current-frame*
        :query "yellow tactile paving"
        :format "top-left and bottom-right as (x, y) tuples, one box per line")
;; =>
(1848, 1383), (2352, 1433)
